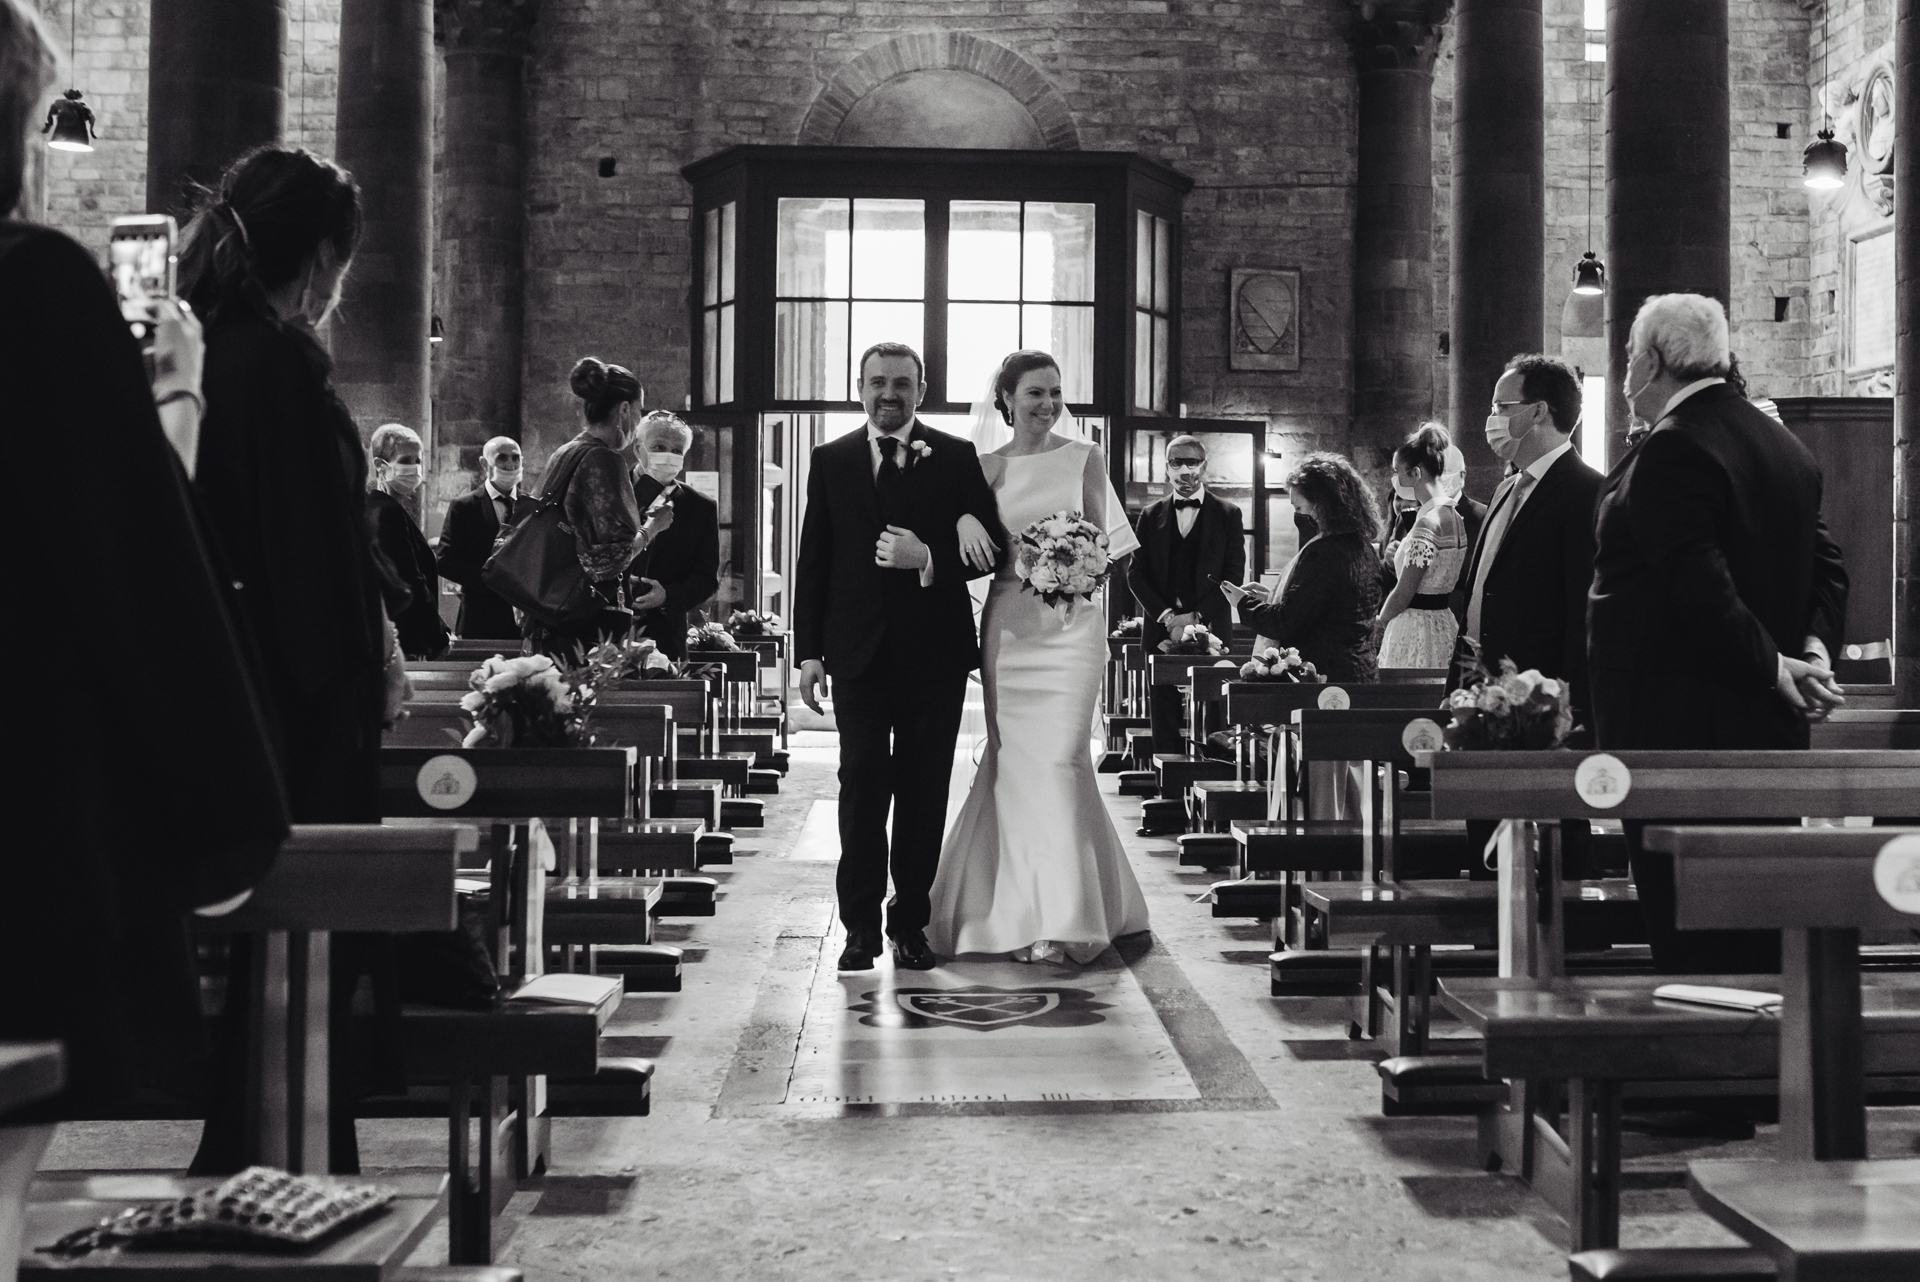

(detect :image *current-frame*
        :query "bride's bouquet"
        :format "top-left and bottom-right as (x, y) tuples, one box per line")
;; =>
(1013, 509), (1112, 613)
(1238, 645), (1321, 683)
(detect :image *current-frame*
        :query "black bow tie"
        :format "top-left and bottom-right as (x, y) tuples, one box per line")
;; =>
(1173, 498), (1201, 511)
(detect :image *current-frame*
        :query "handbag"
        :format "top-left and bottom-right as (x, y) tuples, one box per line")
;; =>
(481, 440), (605, 629)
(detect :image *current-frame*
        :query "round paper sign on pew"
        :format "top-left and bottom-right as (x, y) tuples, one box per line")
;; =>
(1317, 686), (1350, 711)
(417, 754), (478, 810)
(1875, 835), (1920, 915)
(1574, 753), (1631, 809)
(1401, 717), (1445, 755)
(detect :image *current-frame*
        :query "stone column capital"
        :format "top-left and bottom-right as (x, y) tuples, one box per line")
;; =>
(1349, 0), (1455, 73)
(434, 0), (535, 54)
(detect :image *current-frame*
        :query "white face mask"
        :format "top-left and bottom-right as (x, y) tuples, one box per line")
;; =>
(490, 466), (521, 490)
(644, 452), (685, 485)
(382, 461), (423, 493)
(1484, 411), (1530, 463)
(1392, 478), (1415, 500)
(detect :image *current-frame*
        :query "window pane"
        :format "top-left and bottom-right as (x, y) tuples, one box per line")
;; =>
(1135, 210), (1153, 309)
(949, 200), (1021, 301)
(1022, 304), (1093, 401)
(1152, 314), (1171, 411)
(775, 299), (849, 401)
(719, 202), (737, 303)
(1023, 202), (1095, 302)
(848, 301), (924, 393)
(1153, 216), (1172, 314)
(777, 197), (849, 298)
(947, 302), (1021, 403)
(703, 309), (718, 406)
(851, 199), (925, 300)
(719, 304), (736, 404)
(1134, 310), (1152, 410)
(703, 207), (720, 307)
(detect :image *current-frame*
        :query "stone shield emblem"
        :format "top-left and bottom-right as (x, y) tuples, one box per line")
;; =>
(852, 985), (1110, 1032)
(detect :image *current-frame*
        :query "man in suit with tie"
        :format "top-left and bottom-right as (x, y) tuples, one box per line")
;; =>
(1128, 435), (1246, 757)
(627, 412), (720, 660)
(793, 343), (1007, 974)
(435, 436), (526, 640)
(1591, 293), (1848, 974)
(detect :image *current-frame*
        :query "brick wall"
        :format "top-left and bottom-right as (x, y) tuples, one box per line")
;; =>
(33, 0), (149, 258)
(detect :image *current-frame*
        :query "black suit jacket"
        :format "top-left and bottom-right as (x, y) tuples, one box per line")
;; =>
(435, 486), (524, 640)
(367, 490), (449, 659)
(1127, 491), (1246, 654)
(1588, 383), (1847, 750)
(792, 423), (1005, 679)
(1450, 448), (1603, 720)
(1239, 531), (1382, 682)
(628, 475), (720, 660)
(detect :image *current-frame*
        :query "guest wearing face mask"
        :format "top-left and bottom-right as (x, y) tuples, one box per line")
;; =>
(436, 436), (528, 641)
(1375, 422), (1469, 669)
(365, 423), (449, 660)
(627, 411), (720, 661)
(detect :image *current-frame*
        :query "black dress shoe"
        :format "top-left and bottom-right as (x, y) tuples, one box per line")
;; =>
(838, 937), (879, 971)
(892, 932), (938, 971)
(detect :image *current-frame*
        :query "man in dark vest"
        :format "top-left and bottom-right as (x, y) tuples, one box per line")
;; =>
(1126, 434), (1245, 756)
(435, 435), (526, 640)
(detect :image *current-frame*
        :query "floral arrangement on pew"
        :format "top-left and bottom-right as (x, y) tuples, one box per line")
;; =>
(1442, 640), (1576, 750)
(1157, 622), (1227, 656)
(459, 654), (585, 747)
(1013, 509), (1112, 617)
(687, 621), (740, 651)
(579, 636), (679, 682)
(1109, 616), (1142, 638)
(726, 609), (782, 635)
(1236, 645), (1321, 684)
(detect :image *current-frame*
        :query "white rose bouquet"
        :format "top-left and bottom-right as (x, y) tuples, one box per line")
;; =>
(1442, 639), (1576, 750)
(687, 621), (740, 651)
(1237, 645), (1321, 683)
(460, 653), (584, 748)
(1158, 622), (1227, 656)
(726, 609), (782, 635)
(1014, 509), (1112, 614)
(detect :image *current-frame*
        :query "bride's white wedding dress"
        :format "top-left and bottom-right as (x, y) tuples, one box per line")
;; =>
(926, 437), (1150, 964)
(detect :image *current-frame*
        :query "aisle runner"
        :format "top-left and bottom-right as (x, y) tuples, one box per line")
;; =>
(783, 949), (1200, 1112)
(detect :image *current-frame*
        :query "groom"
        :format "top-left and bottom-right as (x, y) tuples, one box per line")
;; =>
(794, 343), (1007, 972)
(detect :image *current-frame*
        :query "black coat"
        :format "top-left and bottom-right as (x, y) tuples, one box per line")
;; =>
(629, 475), (721, 660)
(436, 486), (524, 640)
(1, 222), (287, 1117)
(792, 423), (1005, 679)
(368, 490), (449, 659)
(1127, 490), (1246, 654)
(1450, 449), (1603, 721)
(1588, 383), (1848, 750)
(1238, 531), (1382, 683)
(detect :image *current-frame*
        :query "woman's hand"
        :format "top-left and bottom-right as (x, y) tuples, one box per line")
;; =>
(639, 502), (675, 545)
(1219, 581), (1248, 605)
(956, 513), (1000, 572)
(151, 299), (205, 475)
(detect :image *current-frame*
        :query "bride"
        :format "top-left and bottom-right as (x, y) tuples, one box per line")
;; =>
(925, 350), (1150, 964)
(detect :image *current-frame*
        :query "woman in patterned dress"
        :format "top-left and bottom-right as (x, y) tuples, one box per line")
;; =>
(1375, 423), (1468, 669)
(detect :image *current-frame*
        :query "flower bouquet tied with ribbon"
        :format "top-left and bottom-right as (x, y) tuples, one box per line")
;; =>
(1158, 622), (1226, 655)
(1013, 509), (1112, 617)
(1238, 645), (1321, 683)
(460, 653), (583, 747)
(687, 621), (740, 651)
(1442, 640), (1576, 750)
(726, 608), (782, 635)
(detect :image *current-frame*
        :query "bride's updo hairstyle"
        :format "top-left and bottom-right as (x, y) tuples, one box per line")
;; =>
(570, 356), (641, 424)
(991, 349), (1061, 425)
(1392, 421), (1450, 480)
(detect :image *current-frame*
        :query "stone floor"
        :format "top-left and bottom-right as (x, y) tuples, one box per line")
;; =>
(44, 730), (1920, 1281)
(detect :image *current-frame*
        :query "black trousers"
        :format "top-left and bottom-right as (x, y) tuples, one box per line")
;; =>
(1149, 685), (1184, 756)
(1627, 823), (1782, 976)
(831, 651), (970, 944)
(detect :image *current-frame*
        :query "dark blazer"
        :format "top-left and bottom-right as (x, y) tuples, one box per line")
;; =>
(1238, 531), (1382, 682)
(367, 489), (449, 659)
(436, 486), (524, 640)
(1588, 383), (1848, 750)
(1450, 448), (1603, 721)
(629, 474), (721, 660)
(1127, 490), (1247, 654)
(792, 422), (1005, 679)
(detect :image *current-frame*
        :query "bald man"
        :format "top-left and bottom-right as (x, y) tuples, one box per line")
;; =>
(435, 436), (527, 640)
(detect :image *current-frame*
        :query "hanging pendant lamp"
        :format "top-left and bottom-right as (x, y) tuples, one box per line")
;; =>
(1804, 10), (1847, 190)
(43, 3), (94, 152)
(1571, 251), (1605, 296)
(1561, 92), (1605, 337)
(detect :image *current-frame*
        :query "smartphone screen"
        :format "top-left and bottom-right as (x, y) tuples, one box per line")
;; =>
(109, 215), (177, 350)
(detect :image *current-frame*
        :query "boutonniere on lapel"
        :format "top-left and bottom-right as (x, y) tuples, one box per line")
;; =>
(906, 439), (932, 468)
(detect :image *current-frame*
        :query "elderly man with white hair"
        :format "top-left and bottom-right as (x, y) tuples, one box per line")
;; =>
(627, 411), (720, 660)
(1589, 292), (1849, 975)
(435, 435), (529, 640)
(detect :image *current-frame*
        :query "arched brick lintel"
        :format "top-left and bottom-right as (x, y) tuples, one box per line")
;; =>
(798, 32), (1080, 150)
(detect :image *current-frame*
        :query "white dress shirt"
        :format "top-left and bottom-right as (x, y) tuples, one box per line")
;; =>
(1505, 438), (1572, 525)
(1654, 376), (1726, 426)
(1170, 485), (1207, 538)
(484, 478), (520, 526)
(866, 419), (934, 587)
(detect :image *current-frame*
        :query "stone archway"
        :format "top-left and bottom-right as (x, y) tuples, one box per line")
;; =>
(798, 32), (1079, 150)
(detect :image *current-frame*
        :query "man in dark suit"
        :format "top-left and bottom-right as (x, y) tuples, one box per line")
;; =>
(1127, 434), (1246, 755)
(793, 343), (1006, 974)
(434, 435), (526, 640)
(627, 412), (719, 660)
(1591, 293), (1848, 974)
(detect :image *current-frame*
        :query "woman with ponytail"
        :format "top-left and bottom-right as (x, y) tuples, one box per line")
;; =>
(1374, 422), (1469, 668)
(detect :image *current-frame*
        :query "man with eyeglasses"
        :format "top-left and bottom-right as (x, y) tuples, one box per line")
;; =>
(436, 435), (530, 640)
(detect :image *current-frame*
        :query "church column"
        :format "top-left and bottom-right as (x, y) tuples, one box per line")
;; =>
(146, 0), (285, 214)
(332, 0), (436, 515)
(1895, 0), (1920, 703)
(1350, 1), (1454, 459)
(1449, 0), (1544, 498)
(1603, 0), (1730, 459)
(433, 0), (535, 495)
